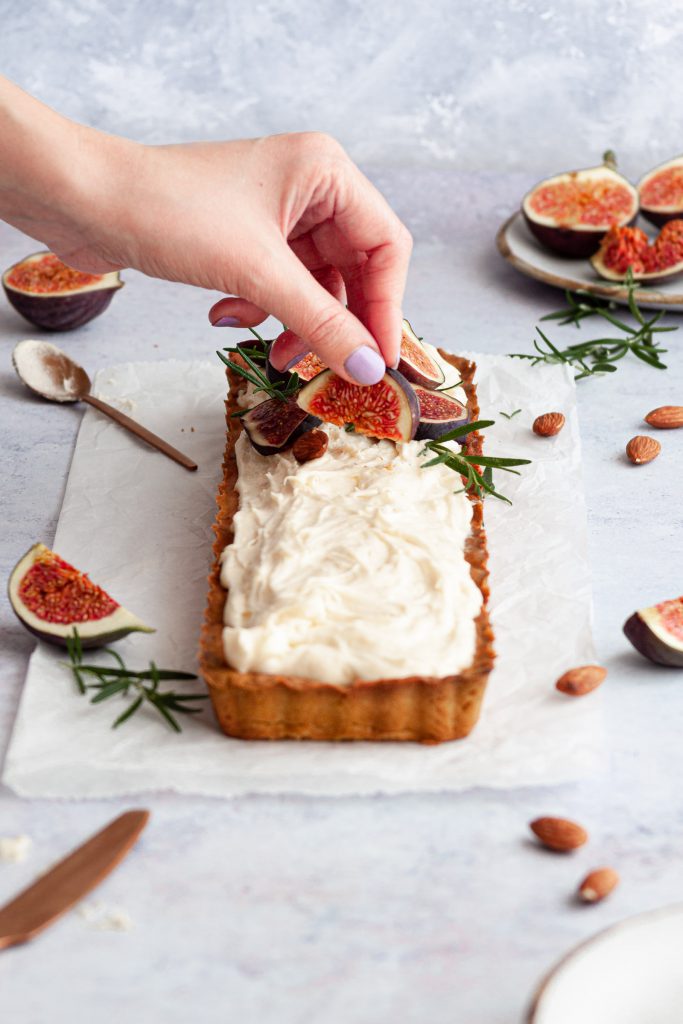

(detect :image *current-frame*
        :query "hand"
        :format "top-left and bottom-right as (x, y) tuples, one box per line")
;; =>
(0, 79), (411, 384)
(205, 133), (413, 383)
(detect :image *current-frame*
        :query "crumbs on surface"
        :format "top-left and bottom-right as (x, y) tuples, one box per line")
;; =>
(0, 835), (32, 863)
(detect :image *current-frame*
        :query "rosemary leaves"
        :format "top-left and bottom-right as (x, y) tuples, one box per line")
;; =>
(64, 631), (207, 732)
(419, 420), (531, 504)
(509, 270), (676, 380)
(217, 328), (299, 406)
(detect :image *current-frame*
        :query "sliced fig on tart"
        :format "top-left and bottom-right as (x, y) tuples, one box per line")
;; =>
(397, 320), (445, 389)
(2, 251), (123, 331)
(522, 152), (638, 257)
(8, 543), (153, 648)
(241, 397), (321, 455)
(266, 331), (327, 384)
(638, 155), (683, 228)
(413, 385), (469, 441)
(591, 220), (683, 282)
(623, 596), (683, 667)
(296, 368), (419, 442)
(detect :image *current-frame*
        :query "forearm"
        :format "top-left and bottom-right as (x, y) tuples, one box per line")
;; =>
(0, 75), (137, 269)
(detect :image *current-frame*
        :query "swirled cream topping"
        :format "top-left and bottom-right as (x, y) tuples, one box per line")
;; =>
(220, 346), (482, 685)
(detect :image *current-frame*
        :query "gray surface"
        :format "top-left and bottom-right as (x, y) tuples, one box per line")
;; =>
(3, 0), (683, 177)
(1, 167), (683, 1023)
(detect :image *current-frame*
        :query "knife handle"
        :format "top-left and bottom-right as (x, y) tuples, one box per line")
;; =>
(0, 810), (149, 949)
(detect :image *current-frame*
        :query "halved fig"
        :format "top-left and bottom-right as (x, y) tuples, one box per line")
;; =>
(266, 332), (327, 384)
(591, 221), (683, 282)
(624, 597), (683, 667)
(297, 369), (419, 442)
(242, 397), (321, 455)
(8, 543), (153, 649)
(414, 385), (469, 441)
(2, 251), (123, 331)
(522, 152), (638, 257)
(638, 156), (683, 227)
(397, 320), (445, 389)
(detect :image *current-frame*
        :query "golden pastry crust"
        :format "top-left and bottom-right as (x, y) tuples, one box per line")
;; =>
(199, 350), (495, 743)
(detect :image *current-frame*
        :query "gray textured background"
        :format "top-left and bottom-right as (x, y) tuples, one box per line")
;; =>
(3, 0), (681, 177)
(3, 6), (683, 1023)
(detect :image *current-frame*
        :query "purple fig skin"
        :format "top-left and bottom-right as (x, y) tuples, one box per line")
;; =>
(413, 384), (469, 442)
(624, 612), (683, 667)
(386, 368), (420, 441)
(3, 283), (121, 331)
(11, 613), (148, 650)
(522, 213), (614, 258)
(637, 156), (683, 228)
(242, 398), (321, 456)
(640, 208), (682, 229)
(397, 350), (445, 389)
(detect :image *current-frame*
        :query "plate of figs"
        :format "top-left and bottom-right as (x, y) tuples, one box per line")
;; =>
(497, 152), (683, 310)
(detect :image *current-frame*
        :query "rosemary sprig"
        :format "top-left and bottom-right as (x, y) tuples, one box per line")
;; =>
(499, 409), (522, 420)
(217, 333), (299, 407)
(419, 420), (530, 504)
(64, 631), (207, 732)
(509, 269), (676, 380)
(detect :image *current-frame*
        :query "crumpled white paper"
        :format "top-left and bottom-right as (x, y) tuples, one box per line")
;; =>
(3, 356), (601, 798)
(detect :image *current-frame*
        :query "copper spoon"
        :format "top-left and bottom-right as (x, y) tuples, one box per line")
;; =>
(12, 340), (197, 472)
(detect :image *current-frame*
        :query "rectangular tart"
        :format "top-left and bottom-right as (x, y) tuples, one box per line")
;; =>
(199, 348), (494, 743)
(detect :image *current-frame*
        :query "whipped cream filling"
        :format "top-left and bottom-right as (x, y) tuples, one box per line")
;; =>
(220, 346), (482, 685)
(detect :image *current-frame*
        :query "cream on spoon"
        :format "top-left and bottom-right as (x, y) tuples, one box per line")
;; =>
(12, 340), (197, 471)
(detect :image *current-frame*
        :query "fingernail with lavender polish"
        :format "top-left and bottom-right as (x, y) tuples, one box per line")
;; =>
(212, 316), (241, 327)
(344, 346), (386, 385)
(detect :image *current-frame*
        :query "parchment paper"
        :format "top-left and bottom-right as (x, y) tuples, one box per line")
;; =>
(3, 355), (601, 797)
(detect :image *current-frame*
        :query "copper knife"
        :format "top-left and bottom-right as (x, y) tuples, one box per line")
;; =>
(0, 809), (149, 949)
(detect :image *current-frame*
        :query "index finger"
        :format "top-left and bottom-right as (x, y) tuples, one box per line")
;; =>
(323, 166), (413, 366)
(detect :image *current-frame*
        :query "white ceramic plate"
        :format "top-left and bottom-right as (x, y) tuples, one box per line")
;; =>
(527, 904), (683, 1024)
(497, 211), (683, 311)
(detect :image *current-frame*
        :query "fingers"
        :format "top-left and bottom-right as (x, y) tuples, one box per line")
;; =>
(268, 329), (310, 372)
(248, 240), (386, 384)
(208, 296), (269, 328)
(323, 166), (412, 367)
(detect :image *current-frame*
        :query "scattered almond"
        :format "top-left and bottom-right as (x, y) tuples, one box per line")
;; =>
(530, 816), (588, 852)
(292, 429), (328, 464)
(578, 867), (620, 903)
(645, 405), (683, 429)
(556, 664), (607, 697)
(626, 435), (661, 465)
(533, 412), (565, 437)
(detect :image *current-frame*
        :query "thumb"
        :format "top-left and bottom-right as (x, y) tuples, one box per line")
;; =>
(253, 245), (388, 385)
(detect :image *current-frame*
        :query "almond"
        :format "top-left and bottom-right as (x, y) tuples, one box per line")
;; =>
(645, 405), (683, 429)
(530, 816), (588, 852)
(578, 867), (620, 903)
(292, 429), (328, 464)
(556, 664), (607, 696)
(626, 435), (661, 465)
(533, 412), (565, 437)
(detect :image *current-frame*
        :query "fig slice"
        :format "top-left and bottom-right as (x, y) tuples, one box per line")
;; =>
(397, 320), (445, 389)
(522, 152), (638, 257)
(266, 331), (327, 385)
(623, 597), (683, 667)
(2, 251), (123, 331)
(638, 155), (683, 227)
(413, 384), (469, 441)
(8, 543), (153, 649)
(242, 397), (321, 456)
(296, 368), (419, 442)
(590, 221), (683, 282)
